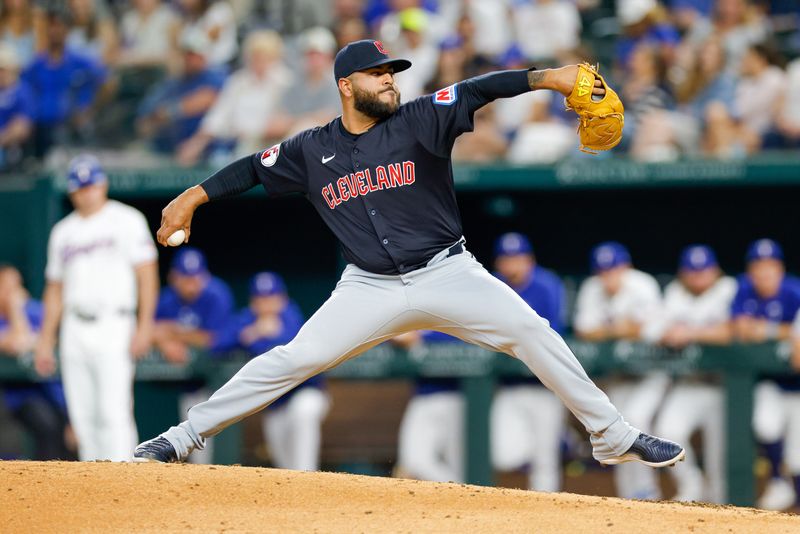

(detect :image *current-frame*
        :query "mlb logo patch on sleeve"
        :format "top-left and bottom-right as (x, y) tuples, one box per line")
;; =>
(433, 84), (458, 105)
(260, 144), (280, 167)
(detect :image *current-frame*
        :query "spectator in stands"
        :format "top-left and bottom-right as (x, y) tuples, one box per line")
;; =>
(0, 0), (44, 67)
(388, 8), (438, 101)
(117, 0), (180, 68)
(622, 43), (676, 160)
(763, 58), (800, 150)
(453, 12), (495, 78)
(647, 245), (736, 503)
(493, 44), (540, 137)
(667, 0), (714, 33)
(424, 35), (466, 92)
(333, 14), (368, 50)
(684, 0), (767, 74)
(0, 264), (72, 460)
(703, 42), (784, 158)
(458, 0), (511, 57)
(0, 44), (33, 170)
(451, 104), (507, 163)
(731, 238), (800, 510)
(394, 330), (466, 484)
(67, 0), (119, 65)
(490, 233), (566, 493)
(574, 242), (666, 501)
(136, 28), (225, 157)
(263, 27), (339, 142)
(22, 7), (106, 157)
(511, 0), (581, 63)
(674, 37), (737, 122)
(506, 91), (575, 163)
(154, 246), (233, 464)
(642, 37), (734, 159)
(176, 29), (290, 166)
(615, 0), (680, 74)
(176, 0), (238, 68)
(215, 272), (330, 471)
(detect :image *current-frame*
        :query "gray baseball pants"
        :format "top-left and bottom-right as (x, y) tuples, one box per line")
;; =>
(162, 245), (639, 462)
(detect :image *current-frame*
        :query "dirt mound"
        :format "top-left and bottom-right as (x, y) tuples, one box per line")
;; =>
(1, 461), (798, 533)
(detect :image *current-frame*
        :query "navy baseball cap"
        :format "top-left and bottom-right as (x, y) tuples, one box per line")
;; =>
(591, 241), (631, 272)
(679, 245), (718, 271)
(171, 247), (208, 276)
(67, 154), (107, 193)
(334, 39), (411, 81)
(746, 238), (784, 263)
(495, 232), (533, 257)
(250, 272), (287, 297)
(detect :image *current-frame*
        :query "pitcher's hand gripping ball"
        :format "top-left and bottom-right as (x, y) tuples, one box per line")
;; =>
(565, 63), (624, 154)
(167, 229), (186, 247)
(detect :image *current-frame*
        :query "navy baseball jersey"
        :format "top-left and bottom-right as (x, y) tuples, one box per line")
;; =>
(244, 70), (531, 275)
(156, 276), (234, 349)
(216, 299), (324, 406)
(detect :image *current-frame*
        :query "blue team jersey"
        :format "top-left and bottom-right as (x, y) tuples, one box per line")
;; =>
(21, 48), (106, 124)
(731, 274), (800, 322)
(155, 276), (234, 350)
(1, 299), (67, 413)
(731, 274), (800, 390)
(0, 81), (34, 130)
(495, 265), (565, 387)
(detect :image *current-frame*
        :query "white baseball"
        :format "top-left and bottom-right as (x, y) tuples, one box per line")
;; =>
(167, 229), (186, 247)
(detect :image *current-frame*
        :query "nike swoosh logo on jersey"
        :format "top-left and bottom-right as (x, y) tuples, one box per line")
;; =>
(322, 154), (336, 164)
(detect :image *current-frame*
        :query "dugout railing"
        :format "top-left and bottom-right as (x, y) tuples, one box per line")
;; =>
(0, 341), (793, 507)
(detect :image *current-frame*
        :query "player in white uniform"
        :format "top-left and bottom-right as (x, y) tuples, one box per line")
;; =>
(574, 242), (664, 500)
(392, 330), (466, 483)
(645, 245), (737, 502)
(34, 155), (158, 461)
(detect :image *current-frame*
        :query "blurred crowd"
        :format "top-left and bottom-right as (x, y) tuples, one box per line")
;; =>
(0, 0), (797, 171)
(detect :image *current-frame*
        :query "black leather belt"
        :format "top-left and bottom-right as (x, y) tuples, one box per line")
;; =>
(71, 309), (135, 322)
(446, 239), (466, 258)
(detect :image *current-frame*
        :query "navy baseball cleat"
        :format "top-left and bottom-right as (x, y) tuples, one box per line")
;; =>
(133, 436), (180, 463)
(599, 432), (685, 467)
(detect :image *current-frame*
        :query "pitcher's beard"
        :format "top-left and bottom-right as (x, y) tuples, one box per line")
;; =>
(353, 86), (401, 120)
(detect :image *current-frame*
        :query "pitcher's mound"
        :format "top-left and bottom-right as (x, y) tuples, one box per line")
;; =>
(1, 461), (797, 533)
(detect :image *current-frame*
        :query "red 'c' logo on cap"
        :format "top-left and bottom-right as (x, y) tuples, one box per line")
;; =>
(373, 40), (388, 54)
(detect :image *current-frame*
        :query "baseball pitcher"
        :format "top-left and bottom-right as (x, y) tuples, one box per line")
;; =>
(134, 40), (683, 471)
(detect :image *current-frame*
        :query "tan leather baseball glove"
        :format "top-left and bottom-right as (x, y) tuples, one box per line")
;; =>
(564, 63), (625, 154)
